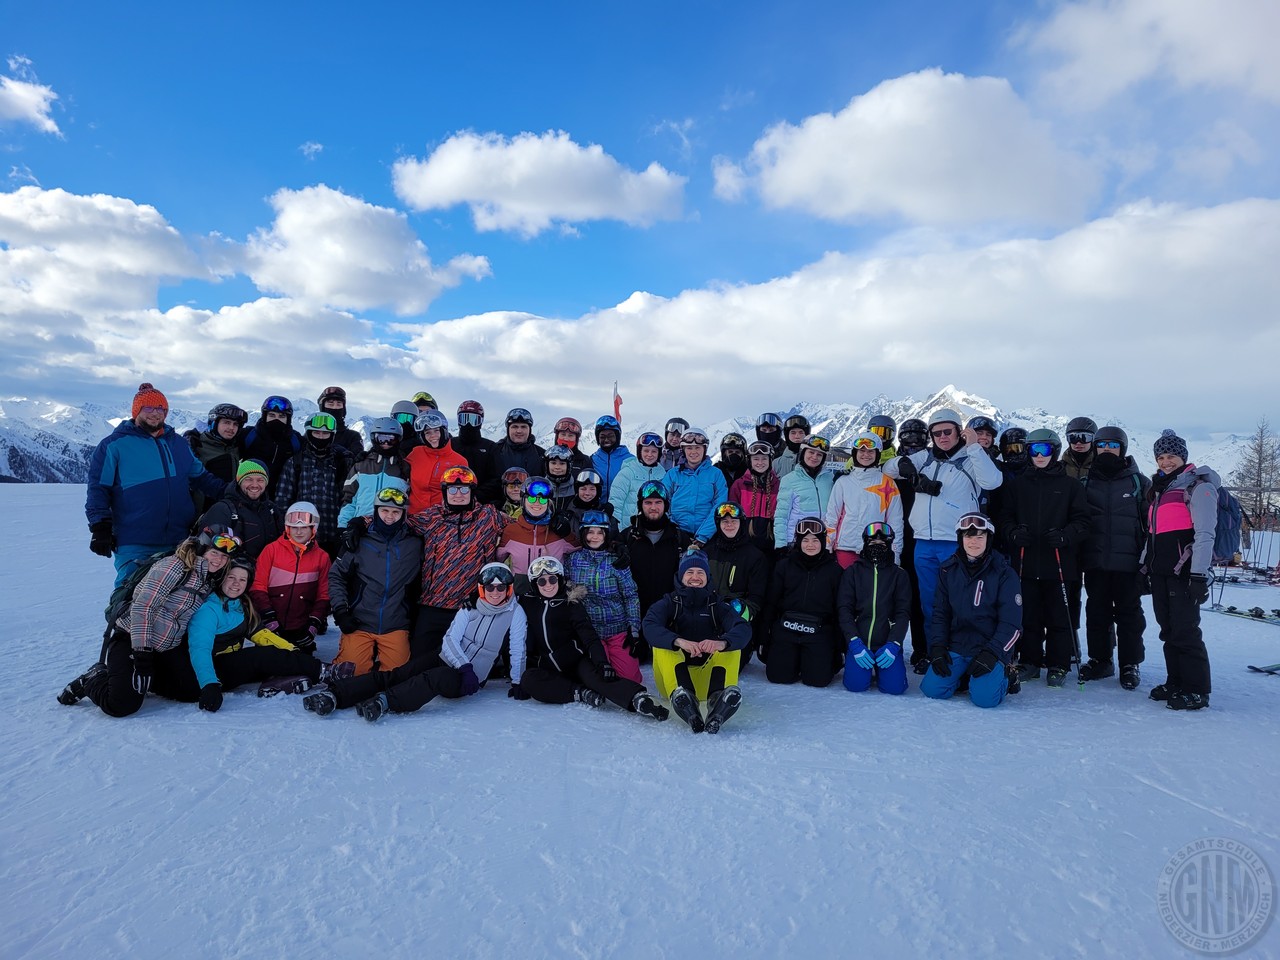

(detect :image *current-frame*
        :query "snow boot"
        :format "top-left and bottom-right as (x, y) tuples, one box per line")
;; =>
(357, 693), (389, 723)
(1077, 659), (1115, 682)
(1045, 668), (1068, 688)
(1166, 691), (1209, 711)
(258, 675), (313, 697)
(632, 692), (669, 721)
(320, 660), (356, 685)
(575, 687), (606, 708)
(703, 685), (742, 734)
(669, 687), (704, 733)
(912, 659), (929, 675)
(58, 662), (107, 705)
(1005, 664), (1022, 695)
(1149, 683), (1177, 702)
(1119, 664), (1141, 690)
(1015, 664), (1041, 682)
(303, 688), (337, 716)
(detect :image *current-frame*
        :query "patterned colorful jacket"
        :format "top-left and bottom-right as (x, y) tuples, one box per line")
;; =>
(118, 554), (219, 652)
(565, 546), (642, 638)
(408, 504), (504, 609)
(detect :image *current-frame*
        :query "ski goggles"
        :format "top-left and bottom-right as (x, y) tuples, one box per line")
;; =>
(545, 446), (574, 461)
(637, 432), (663, 448)
(1096, 440), (1122, 451)
(574, 470), (603, 485)
(375, 488), (408, 507)
(801, 436), (830, 452)
(305, 413), (337, 432)
(1067, 432), (1095, 445)
(1002, 441), (1026, 456)
(373, 433), (399, 444)
(524, 479), (553, 501)
(665, 421), (688, 436)
(869, 424), (893, 442)
(794, 518), (825, 536)
(412, 392), (437, 407)
(956, 514), (996, 534)
(638, 481), (668, 501)
(507, 408), (534, 425)
(715, 503), (744, 520)
(210, 403), (247, 424)
(863, 521), (894, 541)
(852, 437), (878, 450)
(1028, 442), (1056, 458)
(478, 565), (515, 587)
(681, 433), (709, 446)
(285, 510), (317, 526)
(457, 412), (482, 427)
(596, 415), (620, 430)
(262, 396), (291, 414)
(756, 413), (783, 428)
(528, 557), (564, 580)
(747, 442), (773, 458)
(209, 533), (242, 554)
(441, 466), (478, 486)
(394, 412), (416, 425)
(968, 417), (996, 434)
(502, 468), (529, 484)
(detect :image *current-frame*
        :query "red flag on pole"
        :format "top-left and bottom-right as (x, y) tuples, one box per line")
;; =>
(613, 381), (622, 424)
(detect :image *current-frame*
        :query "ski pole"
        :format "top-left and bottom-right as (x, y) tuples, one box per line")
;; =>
(1054, 546), (1083, 690)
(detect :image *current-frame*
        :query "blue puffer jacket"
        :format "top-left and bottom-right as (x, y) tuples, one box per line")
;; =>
(186, 594), (253, 689)
(608, 457), (665, 527)
(662, 459), (728, 542)
(337, 453), (410, 527)
(774, 466), (835, 548)
(591, 446), (634, 501)
(930, 547), (1022, 661)
(86, 421), (225, 546)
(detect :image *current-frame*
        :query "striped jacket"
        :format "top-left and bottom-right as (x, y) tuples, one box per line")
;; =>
(408, 503), (504, 609)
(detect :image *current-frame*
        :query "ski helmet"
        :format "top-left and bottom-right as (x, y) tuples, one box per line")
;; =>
(221, 554), (257, 588)
(637, 479), (669, 509)
(303, 412), (337, 434)
(528, 555), (565, 581)
(412, 392), (438, 410)
(577, 509), (612, 544)
(440, 465), (478, 497)
(199, 525), (242, 556)
(862, 520), (895, 564)
(999, 427), (1027, 462)
(317, 386), (347, 412)
(506, 407), (534, 427)
(207, 403), (248, 430)
(783, 414), (811, 435)
(720, 432), (747, 455)
(1066, 417), (1098, 442)
(967, 415), (997, 437)
(390, 400), (418, 426)
(927, 408), (962, 432)
(477, 562), (515, 600)
(594, 415), (621, 444)
(501, 466), (530, 487)
(457, 400), (484, 428)
(522, 475), (554, 500)
(284, 502), (320, 527)
(746, 440), (774, 460)
(867, 415), (896, 447)
(373, 487), (408, 513)
(261, 395), (293, 421)
(681, 427), (709, 447)
(554, 417), (582, 436)
(1094, 425), (1128, 458)
(368, 416), (401, 445)
(898, 418), (928, 452)
(545, 444), (574, 463)
(1026, 428), (1062, 461)
(636, 432), (663, 456)
(414, 410), (450, 443)
(573, 469), (603, 493)
(664, 417), (689, 439)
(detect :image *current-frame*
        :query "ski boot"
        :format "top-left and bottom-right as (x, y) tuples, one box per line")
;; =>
(1046, 668), (1068, 688)
(632, 692), (669, 721)
(1119, 664), (1141, 690)
(58, 662), (107, 705)
(1149, 683), (1177, 702)
(703, 686), (742, 735)
(258, 675), (313, 697)
(1015, 663), (1041, 682)
(1005, 664), (1022, 695)
(575, 687), (605, 708)
(1166, 691), (1208, 711)
(1077, 659), (1115, 682)
(302, 688), (337, 716)
(356, 693), (389, 723)
(320, 660), (356, 685)
(669, 687), (704, 733)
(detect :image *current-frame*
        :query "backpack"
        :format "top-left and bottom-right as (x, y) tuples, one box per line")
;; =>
(1186, 480), (1243, 564)
(104, 548), (177, 625)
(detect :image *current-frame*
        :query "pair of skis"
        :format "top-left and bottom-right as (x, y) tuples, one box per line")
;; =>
(1247, 663), (1280, 675)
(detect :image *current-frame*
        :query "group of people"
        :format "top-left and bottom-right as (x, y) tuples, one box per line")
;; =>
(60, 381), (1222, 734)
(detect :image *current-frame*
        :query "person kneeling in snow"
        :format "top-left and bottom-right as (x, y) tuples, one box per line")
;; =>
(836, 522), (912, 695)
(510, 556), (668, 721)
(921, 513), (1021, 708)
(643, 552), (752, 734)
(303, 563), (527, 722)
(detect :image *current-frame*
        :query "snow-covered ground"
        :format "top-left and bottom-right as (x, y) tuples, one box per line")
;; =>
(4, 485), (1278, 959)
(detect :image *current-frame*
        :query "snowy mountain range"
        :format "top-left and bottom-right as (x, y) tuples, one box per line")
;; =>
(0, 385), (1251, 484)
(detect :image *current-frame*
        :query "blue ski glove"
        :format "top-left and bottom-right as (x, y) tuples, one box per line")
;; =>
(848, 638), (875, 671)
(874, 642), (899, 670)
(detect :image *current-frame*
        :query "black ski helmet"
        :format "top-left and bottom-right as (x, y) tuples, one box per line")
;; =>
(967, 415), (997, 437)
(868, 415), (896, 447)
(1094, 425), (1128, 458)
(999, 427), (1028, 463)
(898, 418), (928, 452)
(783, 414), (811, 435)
(1066, 416), (1098, 441)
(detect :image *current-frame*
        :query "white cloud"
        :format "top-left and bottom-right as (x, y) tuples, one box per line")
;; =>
(722, 69), (1098, 228)
(0, 56), (61, 136)
(392, 130), (686, 237)
(299, 141), (323, 160)
(711, 156), (747, 202)
(1021, 0), (1280, 110)
(244, 184), (490, 316)
(1172, 120), (1263, 183)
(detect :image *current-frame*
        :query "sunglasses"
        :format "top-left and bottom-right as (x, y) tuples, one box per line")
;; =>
(534, 575), (560, 587)
(482, 582), (509, 592)
(852, 437), (878, 450)
(458, 412), (482, 427)
(1029, 442), (1056, 458)
(795, 518), (825, 536)
(263, 396), (291, 413)
(716, 503), (744, 519)
(445, 485), (472, 496)
(1067, 432), (1095, 445)
(1096, 440), (1122, 450)
(307, 413), (337, 432)
(930, 427), (957, 438)
(375, 488), (408, 506)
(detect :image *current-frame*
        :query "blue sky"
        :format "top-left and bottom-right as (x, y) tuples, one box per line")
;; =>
(2, 1), (1278, 434)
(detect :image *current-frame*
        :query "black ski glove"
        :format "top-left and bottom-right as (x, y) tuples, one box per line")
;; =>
(1187, 574), (1209, 605)
(1008, 525), (1032, 548)
(333, 608), (360, 635)
(549, 514), (571, 537)
(1045, 528), (1068, 548)
(896, 457), (918, 480)
(928, 643), (952, 678)
(968, 649), (999, 678)
(914, 474), (942, 497)
(598, 659), (618, 682)
(294, 617), (323, 654)
(610, 542), (631, 570)
(89, 520), (114, 557)
(131, 648), (154, 696)
(198, 683), (223, 713)
(507, 683), (530, 701)
(261, 610), (281, 633)
(342, 519), (365, 553)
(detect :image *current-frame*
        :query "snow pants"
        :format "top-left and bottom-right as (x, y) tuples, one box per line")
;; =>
(521, 658), (645, 710)
(336, 629), (410, 676)
(652, 647), (740, 702)
(1150, 574), (1211, 695)
(921, 652), (1008, 708)
(1083, 569), (1146, 667)
(914, 539), (957, 626)
(410, 605), (458, 660)
(328, 654), (465, 713)
(598, 631), (643, 684)
(1016, 577), (1075, 670)
(765, 636), (838, 687)
(112, 543), (169, 589)
(901, 528), (928, 664)
(842, 640), (908, 694)
(85, 629), (146, 718)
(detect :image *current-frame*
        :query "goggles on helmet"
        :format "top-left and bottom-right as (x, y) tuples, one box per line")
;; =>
(795, 518), (825, 537)
(306, 413), (337, 433)
(441, 466), (477, 486)
(956, 514), (996, 534)
(375, 487), (408, 507)
(715, 503), (744, 520)
(263, 396), (291, 414)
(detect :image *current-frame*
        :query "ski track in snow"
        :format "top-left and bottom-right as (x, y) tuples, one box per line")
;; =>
(2, 486), (1278, 959)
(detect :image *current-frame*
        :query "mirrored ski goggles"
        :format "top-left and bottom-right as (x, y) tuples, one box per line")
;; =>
(545, 446), (574, 461)
(441, 466), (477, 486)
(478, 566), (515, 587)
(681, 433), (709, 447)
(502, 468), (529, 484)
(638, 481), (668, 500)
(574, 471), (603, 485)
(957, 514), (996, 534)
(869, 424), (893, 441)
(1096, 440), (1122, 450)
(375, 488), (408, 507)
(794, 518), (825, 536)
(457, 412), (482, 427)
(373, 433), (399, 444)
(715, 503), (744, 520)
(852, 437), (878, 450)
(525, 481), (553, 501)
(1028, 442), (1056, 458)
(394, 412), (416, 425)
(413, 392), (437, 407)
(756, 413), (783, 427)
(863, 521), (894, 541)
(1067, 432), (1094, 445)
(285, 510), (317, 526)
(305, 413), (337, 432)
(747, 442), (774, 458)
(263, 396), (291, 413)
(596, 416), (620, 430)
(210, 533), (242, 554)
(802, 437), (830, 452)
(1002, 441), (1026, 456)
(507, 408), (533, 424)
(665, 422), (688, 436)
(528, 557), (564, 580)
(637, 432), (663, 448)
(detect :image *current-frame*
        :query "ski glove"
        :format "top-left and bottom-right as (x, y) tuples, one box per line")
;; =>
(507, 683), (530, 701)
(847, 638), (875, 671)
(333, 608), (360, 635)
(294, 617), (323, 654)
(459, 663), (480, 696)
(89, 520), (114, 558)
(968, 649), (999, 678)
(1008, 525), (1032, 548)
(875, 642), (899, 670)
(599, 659), (618, 682)
(549, 514), (571, 537)
(262, 612), (281, 633)
(1045, 528), (1068, 548)
(1187, 574), (1210, 606)
(198, 683), (223, 713)
(342, 519), (365, 553)
(913, 474), (943, 497)
(610, 542), (631, 571)
(896, 457), (918, 480)
(928, 644), (952, 678)
(131, 648), (154, 696)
